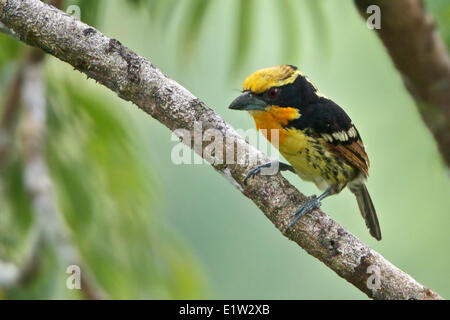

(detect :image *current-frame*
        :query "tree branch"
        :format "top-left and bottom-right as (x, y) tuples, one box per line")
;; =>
(0, 0), (443, 300)
(354, 0), (450, 168)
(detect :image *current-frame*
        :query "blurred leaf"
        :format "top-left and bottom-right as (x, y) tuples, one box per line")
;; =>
(126, 0), (329, 75)
(179, 0), (212, 56)
(275, 0), (301, 63)
(231, 0), (255, 74)
(3, 244), (81, 300)
(0, 156), (34, 261)
(0, 35), (23, 69)
(126, 0), (145, 7)
(0, 8), (208, 297)
(425, 0), (450, 49)
(148, 0), (180, 30)
(63, 0), (103, 27)
(144, 0), (164, 20)
(42, 76), (207, 299)
(2, 158), (33, 232)
(304, 0), (331, 60)
(0, 35), (28, 269)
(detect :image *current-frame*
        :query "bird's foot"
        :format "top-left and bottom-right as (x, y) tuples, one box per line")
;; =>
(244, 161), (275, 185)
(244, 161), (294, 185)
(244, 166), (263, 185)
(287, 195), (322, 230)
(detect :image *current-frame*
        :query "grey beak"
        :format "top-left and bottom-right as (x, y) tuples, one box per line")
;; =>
(229, 91), (267, 111)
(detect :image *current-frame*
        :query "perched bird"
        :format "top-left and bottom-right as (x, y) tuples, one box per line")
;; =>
(229, 65), (381, 240)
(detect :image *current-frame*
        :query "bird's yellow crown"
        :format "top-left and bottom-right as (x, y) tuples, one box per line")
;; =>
(242, 65), (301, 94)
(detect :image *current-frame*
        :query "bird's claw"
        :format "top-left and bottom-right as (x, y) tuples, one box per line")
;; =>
(244, 167), (262, 185)
(287, 195), (322, 230)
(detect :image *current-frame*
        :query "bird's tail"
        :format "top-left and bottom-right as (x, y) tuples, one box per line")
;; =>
(350, 184), (381, 241)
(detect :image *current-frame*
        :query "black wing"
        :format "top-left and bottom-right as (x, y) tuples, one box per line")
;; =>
(286, 99), (370, 175)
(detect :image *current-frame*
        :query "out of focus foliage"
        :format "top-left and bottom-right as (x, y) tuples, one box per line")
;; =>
(45, 78), (206, 299)
(426, 0), (450, 48)
(65, 0), (328, 73)
(0, 16), (207, 297)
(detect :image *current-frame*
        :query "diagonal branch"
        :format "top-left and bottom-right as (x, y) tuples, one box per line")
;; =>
(354, 0), (450, 168)
(0, 0), (443, 300)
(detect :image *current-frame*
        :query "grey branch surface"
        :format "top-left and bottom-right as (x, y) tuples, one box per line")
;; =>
(355, 0), (450, 168)
(0, 0), (443, 300)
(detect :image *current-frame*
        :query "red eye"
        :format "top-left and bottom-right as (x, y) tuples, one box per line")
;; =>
(268, 88), (279, 99)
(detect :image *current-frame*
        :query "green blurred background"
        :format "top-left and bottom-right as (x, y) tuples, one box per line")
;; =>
(0, 0), (449, 299)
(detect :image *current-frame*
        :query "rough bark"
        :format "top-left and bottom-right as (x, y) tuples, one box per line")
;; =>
(355, 0), (450, 168)
(0, 0), (443, 300)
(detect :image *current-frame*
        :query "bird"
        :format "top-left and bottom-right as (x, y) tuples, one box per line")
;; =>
(229, 65), (381, 240)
